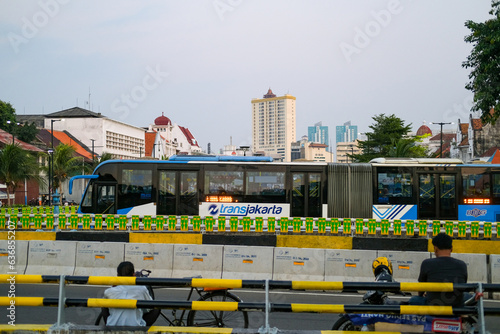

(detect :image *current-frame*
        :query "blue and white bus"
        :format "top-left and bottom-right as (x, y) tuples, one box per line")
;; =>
(70, 156), (500, 221)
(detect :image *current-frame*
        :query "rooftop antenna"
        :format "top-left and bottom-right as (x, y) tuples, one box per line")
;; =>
(87, 86), (91, 111)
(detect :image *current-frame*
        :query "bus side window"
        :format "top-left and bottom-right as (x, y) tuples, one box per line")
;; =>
(493, 174), (500, 198)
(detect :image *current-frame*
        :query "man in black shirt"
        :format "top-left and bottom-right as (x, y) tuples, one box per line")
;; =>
(409, 233), (468, 306)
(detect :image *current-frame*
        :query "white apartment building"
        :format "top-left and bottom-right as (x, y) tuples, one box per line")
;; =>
(251, 89), (296, 162)
(46, 107), (145, 159)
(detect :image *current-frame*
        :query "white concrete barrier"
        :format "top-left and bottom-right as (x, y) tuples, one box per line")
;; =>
(273, 248), (325, 281)
(325, 250), (373, 282)
(452, 253), (488, 283)
(25, 241), (76, 275)
(125, 243), (173, 278)
(491, 254), (500, 283)
(377, 251), (430, 282)
(222, 246), (274, 280)
(172, 244), (223, 279)
(490, 255), (500, 299)
(74, 242), (125, 276)
(0, 240), (28, 275)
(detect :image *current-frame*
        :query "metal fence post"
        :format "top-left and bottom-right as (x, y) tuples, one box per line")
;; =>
(56, 275), (66, 326)
(477, 282), (488, 334)
(258, 279), (277, 334)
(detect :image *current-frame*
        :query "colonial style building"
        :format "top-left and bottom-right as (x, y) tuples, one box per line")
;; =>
(455, 111), (500, 162)
(146, 113), (202, 159)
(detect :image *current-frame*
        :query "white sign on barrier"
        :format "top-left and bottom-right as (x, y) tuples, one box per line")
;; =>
(74, 242), (125, 276)
(377, 251), (430, 282)
(452, 253), (488, 283)
(222, 245), (273, 280)
(325, 249), (373, 282)
(25, 241), (76, 275)
(125, 243), (173, 278)
(0, 240), (28, 275)
(273, 248), (325, 281)
(172, 244), (223, 279)
(491, 255), (500, 284)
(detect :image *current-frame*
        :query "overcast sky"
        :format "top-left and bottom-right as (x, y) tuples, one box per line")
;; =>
(0, 0), (493, 153)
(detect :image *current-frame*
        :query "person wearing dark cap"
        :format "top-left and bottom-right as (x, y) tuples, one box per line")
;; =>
(409, 233), (468, 306)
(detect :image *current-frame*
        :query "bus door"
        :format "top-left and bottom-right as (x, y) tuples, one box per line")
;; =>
(418, 173), (457, 220)
(95, 182), (116, 214)
(291, 172), (322, 217)
(158, 170), (198, 215)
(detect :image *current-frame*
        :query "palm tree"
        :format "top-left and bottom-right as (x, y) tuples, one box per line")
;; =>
(92, 152), (113, 171)
(46, 144), (86, 195)
(0, 144), (41, 206)
(388, 138), (429, 158)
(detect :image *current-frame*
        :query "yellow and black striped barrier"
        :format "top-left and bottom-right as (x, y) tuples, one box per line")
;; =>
(4, 274), (500, 332)
(3, 274), (500, 294)
(1, 296), (497, 317)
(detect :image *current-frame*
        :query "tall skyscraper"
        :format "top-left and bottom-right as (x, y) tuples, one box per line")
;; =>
(252, 88), (296, 162)
(308, 121), (329, 149)
(336, 121), (358, 143)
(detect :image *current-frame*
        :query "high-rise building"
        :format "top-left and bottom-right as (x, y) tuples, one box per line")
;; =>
(308, 122), (329, 150)
(336, 121), (358, 143)
(251, 88), (296, 162)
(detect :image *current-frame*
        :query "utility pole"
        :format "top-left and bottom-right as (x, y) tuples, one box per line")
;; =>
(49, 119), (62, 205)
(430, 122), (453, 158)
(90, 139), (96, 164)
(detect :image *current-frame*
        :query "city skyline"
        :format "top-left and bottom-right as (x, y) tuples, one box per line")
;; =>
(1, 1), (492, 153)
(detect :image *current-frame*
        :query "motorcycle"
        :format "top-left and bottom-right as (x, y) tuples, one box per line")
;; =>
(332, 257), (478, 333)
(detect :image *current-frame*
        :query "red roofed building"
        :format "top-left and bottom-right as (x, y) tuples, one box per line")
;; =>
(452, 109), (500, 162)
(0, 129), (44, 206)
(37, 129), (93, 162)
(429, 132), (456, 158)
(416, 124), (432, 137)
(305, 142), (334, 162)
(146, 113), (202, 158)
(0, 128), (44, 153)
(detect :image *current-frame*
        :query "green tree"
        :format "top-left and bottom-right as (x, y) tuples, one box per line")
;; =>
(17, 122), (38, 143)
(0, 101), (17, 133)
(353, 114), (427, 162)
(45, 144), (85, 195)
(463, 1), (500, 124)
(0, 144), (41, 206)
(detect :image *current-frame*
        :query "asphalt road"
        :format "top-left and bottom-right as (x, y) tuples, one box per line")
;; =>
(1, 284), (500, 331)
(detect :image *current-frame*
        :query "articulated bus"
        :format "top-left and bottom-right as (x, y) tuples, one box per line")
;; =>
(69, 156), (500, 222)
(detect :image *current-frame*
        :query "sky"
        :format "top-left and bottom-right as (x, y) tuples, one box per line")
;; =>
(0, 0), (494, 153)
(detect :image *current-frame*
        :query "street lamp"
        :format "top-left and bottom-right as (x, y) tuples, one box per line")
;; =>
(6, 120), (20, 144)
(239, 146), (250, 156)
(90, 139), (96, 164)
(430, 122), (454, 158)
(49, 119), (63, 205)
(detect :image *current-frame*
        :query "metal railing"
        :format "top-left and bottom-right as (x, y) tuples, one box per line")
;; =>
(1, 213), (498, 239)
